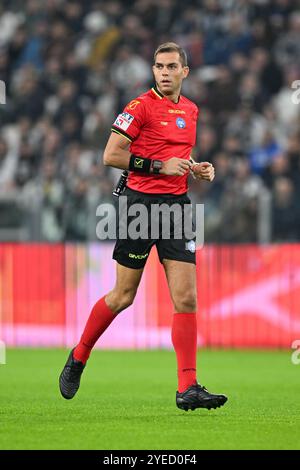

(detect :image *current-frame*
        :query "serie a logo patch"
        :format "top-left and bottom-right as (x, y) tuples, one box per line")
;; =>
(114, 112), (134, 131)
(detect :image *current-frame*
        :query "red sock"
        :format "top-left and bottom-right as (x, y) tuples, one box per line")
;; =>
(73, 296), (116, 364)
(171, 312), (197, 393)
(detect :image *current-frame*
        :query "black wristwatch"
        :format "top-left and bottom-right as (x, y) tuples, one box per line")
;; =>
(151, 159), (163, 174)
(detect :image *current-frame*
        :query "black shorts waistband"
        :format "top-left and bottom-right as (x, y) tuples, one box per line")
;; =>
(125, 186), (188, 200)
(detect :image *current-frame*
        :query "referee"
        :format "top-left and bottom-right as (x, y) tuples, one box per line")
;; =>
(59, 42), (228, 411)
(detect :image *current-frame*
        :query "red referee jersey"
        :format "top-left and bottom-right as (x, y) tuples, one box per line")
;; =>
(111, 85), (199, 195)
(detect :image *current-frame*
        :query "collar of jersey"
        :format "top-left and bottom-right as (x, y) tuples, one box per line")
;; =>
(151, 85), (181, 104)
(151, 85), (164, 99)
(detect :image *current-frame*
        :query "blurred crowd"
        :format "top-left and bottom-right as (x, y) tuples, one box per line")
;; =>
(0, 0), (300, 242)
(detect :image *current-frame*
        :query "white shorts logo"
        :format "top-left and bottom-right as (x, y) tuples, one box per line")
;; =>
(114, 112), (134, 131)
(186, 240), (196, 253)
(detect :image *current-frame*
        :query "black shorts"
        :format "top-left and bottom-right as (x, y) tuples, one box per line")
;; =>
(112, 187), (196, 269)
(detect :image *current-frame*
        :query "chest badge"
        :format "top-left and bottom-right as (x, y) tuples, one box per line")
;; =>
(176, 117), (186, 129)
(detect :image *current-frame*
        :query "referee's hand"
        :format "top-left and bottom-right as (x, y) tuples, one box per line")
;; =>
(191, 162), (215, 182)
(160, 157), (192, 176)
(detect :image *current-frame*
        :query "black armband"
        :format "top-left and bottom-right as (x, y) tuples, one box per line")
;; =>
(129, 154), (152, 173)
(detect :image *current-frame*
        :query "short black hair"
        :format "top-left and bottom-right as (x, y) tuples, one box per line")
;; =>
(154, 42), (188, 67)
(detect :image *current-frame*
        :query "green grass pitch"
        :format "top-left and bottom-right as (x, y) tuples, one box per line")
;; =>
(0, 348), (299, 450)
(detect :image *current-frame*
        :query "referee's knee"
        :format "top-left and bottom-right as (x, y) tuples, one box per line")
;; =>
(173, 292), (197, 313)
(105, 288), (137, 314)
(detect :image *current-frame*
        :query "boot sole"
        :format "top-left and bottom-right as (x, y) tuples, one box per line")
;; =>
(177, 396), (228, 411)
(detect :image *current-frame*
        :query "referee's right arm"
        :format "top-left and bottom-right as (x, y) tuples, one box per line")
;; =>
(103, 132), (131, 170)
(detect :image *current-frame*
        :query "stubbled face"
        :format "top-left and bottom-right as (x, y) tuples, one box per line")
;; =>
(152, 51), (189, 96)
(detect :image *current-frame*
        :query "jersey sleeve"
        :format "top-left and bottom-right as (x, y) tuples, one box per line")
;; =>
(111, 99), (146, 142)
